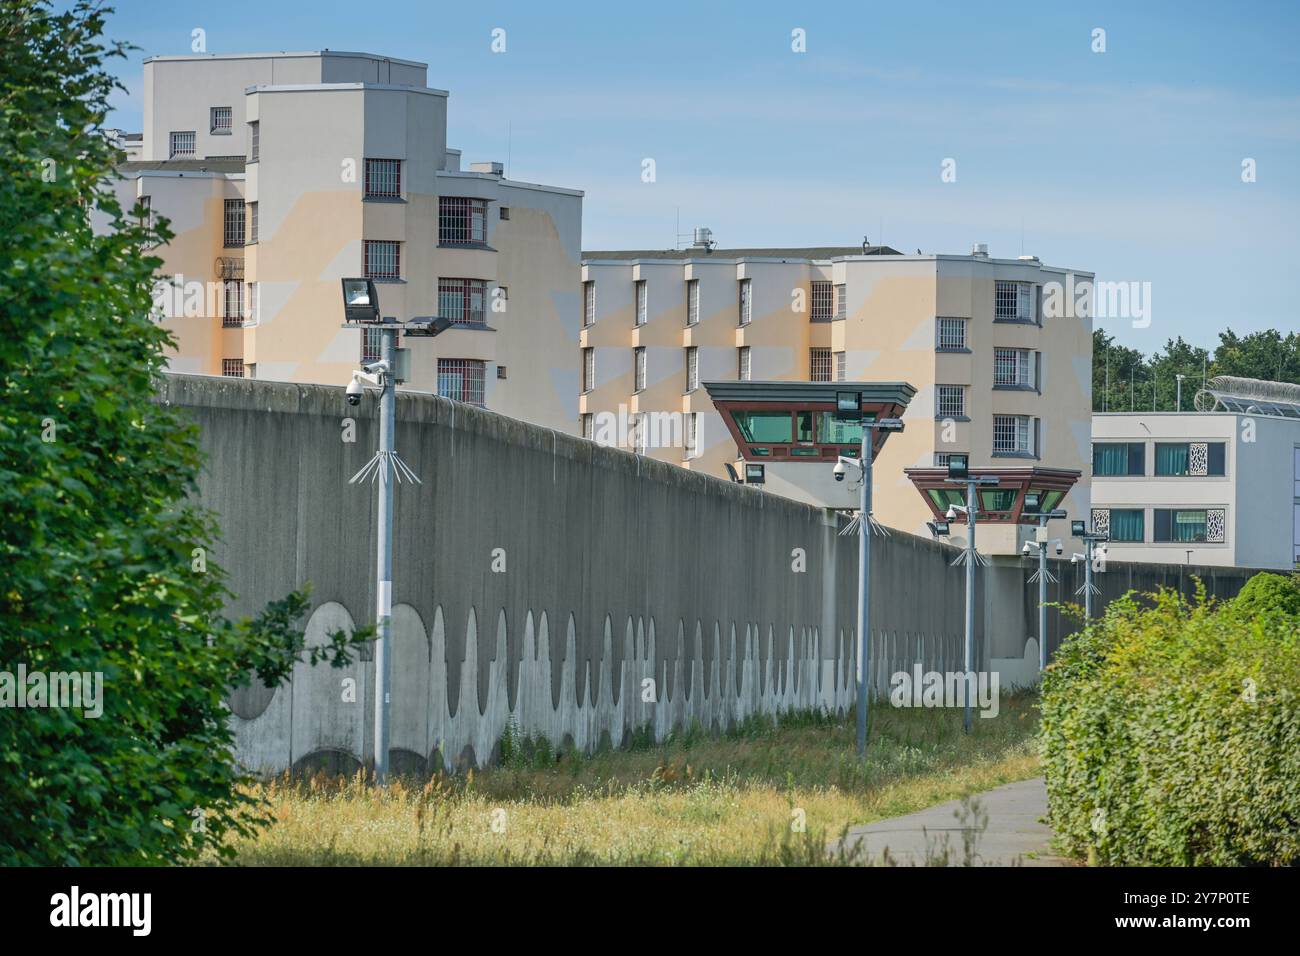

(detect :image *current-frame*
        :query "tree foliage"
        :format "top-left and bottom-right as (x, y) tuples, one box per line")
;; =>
(0, 0), (368, 865)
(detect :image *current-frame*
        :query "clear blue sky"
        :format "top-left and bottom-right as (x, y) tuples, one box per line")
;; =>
(91, 0), (1299, 351)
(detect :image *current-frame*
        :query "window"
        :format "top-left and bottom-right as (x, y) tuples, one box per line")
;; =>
(248, 122), (259, 162)
(810, 347), (832, 382)
(993, 414), (1036, 455)
(364, 159), (401, 199)
(994, 280), (1036, 322)
(583, 281), (595, 326)
(687, 279), (699, 325)
(686, 413), (699, 460)
(138, 195), (151, 228)
(937, 317), (967, 351)
(936, 385), (966, 419)
(635, 280), (647, 326)
(581, 414), (594, 440)
(499, 206), (510, 220)
(582, 347), (594, 392)
(994, 347), (1035, 388)
(222, 281), (242, 327)
(364, 240), (400, 279)
(437, 359), (486, 406)
(738, 279), (752, 325)
(1093, 442), (1145, 476)
(810, 281), (833, 321)
(245, 282), (258, 324)
(1154, 509), (1211, 543)
(835, 351), (846, 382)
(210, 107), (232, 135)
(438, 278), (487, 326)
(738, 346), (751, 381)
(735, 411), (793, 444)
(685, 346), (699, 391)
(497, 365), (507, 380)
(834, 283), (847, 321)
(221, 358), (244, 377)
(361, 327), (395, 364)
(1108, 509), (1145, 542)
(934, 452), (967, 467)
(223, 199), (244, 247)
(247, 202), (258, 243)
(169, 131), (195, 158)
(634, 347), (646, 391)
(439, 196), (487, 245)
(1155, 442), (1226, 476)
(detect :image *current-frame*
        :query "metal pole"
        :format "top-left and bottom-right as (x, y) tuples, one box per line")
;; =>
(856, 427), (873, 755)
(1084, 542), (1094, 621)
(1038, 528), (1047, 672)
(964, 480), (975, 734)
(373, 326), (396, 783)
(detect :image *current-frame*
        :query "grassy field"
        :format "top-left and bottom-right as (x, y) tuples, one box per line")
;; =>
(222, 693), (1042, 865)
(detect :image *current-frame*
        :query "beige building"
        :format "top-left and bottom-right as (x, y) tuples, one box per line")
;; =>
(105, 51), (582, 433)
(579, 237), (1094, 551)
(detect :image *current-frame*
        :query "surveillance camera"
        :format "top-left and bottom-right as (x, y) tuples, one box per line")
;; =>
(833, 460), (848, 482)
(1055, 543), (1064, 556)
(1022, 542), (1033, 556)
(946, 506), (958, 521)
(345, 377), (364, 406)
(1071, 554), (1081, 564)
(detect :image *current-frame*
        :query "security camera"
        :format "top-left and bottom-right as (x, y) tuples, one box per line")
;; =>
(833, 460), (848, 482)
(1055, 543), (1064, 557)
(345, 378), (364, 407)
(1022, 542), (1033, 556)
(946, 506), (958, 521)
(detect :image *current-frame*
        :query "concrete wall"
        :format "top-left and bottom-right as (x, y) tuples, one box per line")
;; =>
(161, 374), (1260, 775)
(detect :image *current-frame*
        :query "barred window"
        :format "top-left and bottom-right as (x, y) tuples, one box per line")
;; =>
(934, 452), (968, 467)
(583, 280), (595, 326)
(685, 413), (699, 460)
(438, 278), (487, 326)
(223, 199), (245, 247)
(221, 358), (244, 377)
(634, 347), (646, 391)
(210, 107), (232, 134)
(581, 414), (593, 439)
(738, 346), (751, 381)
(364, 159), (401, 199)
(994, 414), (1034, 454)
(437, 359), (486, 406)
(937, 317), (967, 350)
(809, 347), (832, 382)
(686, 346), (699, 391)
(222, 281), (242, 327)
(439, 196), (487, 244)
(994, 347), (1033, 387)
(582, 347), (594, 392)
(169, 131), (195, 158)
(687, 279), (699, 325)
(246, 282), (258, 324)
(364, 240), (400, 279)
(995, 280), (1036, 322)
(834, 283), (847, 321)
(937, 385), (966, 418)
(361, 327), (398, 364)
(810, 281), (834, 321)
(247, 202), (258, 243)
(835, 351), (846, 381)
(635, 280), (647, 325)
(248, 122), (259, 162)
(738, 278), (752, 325)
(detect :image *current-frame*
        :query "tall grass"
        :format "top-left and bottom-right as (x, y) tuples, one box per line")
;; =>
(221, 692), (1042, 865)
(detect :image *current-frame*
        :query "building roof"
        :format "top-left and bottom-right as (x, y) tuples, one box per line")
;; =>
(703, 380), (917, 406)
(143, 50), (429, 69)
(120, 159), (246, 174)
(583, 245), (901, 261)
(1195, 375), (1300, 419)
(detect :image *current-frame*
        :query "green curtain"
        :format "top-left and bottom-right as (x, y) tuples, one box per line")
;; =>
(1093, 444), (1129, 475)
(1156, 443), (1190, 475)
(1174, 511), (1207, 542)
(1110, 509), (1144, 542)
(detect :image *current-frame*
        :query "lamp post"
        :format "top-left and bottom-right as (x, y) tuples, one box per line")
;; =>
(340, 279), (450, 783)
(1024, 499), (1068, 671)
(943, 455), (998, 734)
(1071, 519), (1108, 622)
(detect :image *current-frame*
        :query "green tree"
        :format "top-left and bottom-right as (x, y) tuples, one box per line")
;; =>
(0, 1), (367, 865)
(1212, 329), (1300, 384)
(1092, 329), (1149, 413)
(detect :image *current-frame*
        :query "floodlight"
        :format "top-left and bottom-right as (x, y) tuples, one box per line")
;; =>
(1072, 520), (1086, 537)
(341, 277), (379, 324)
(946, 453), (969, 481)
(744, 463), (766, 485)
(835, 390), (863, 422)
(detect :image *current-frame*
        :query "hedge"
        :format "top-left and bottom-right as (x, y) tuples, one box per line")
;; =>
(1041, 575), (1300, 866)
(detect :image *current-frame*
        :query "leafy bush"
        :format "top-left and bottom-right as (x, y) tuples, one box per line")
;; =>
(1041, 582), (1300, 865)
(0, 2), (367, 865)
(1229, 572), (1300, 620)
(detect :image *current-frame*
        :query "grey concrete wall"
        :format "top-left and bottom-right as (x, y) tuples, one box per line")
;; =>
(160, 374), (1261, 774)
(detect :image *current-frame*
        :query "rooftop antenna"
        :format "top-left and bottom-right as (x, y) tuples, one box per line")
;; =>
(506, 120), (511, 178)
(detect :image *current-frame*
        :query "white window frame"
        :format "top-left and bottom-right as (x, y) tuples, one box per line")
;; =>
(635, 280), (647, 326)
(686, 346), (699, 391)
(993, 414), (1036, 455)
(738, 278), (752, 325)
(169, 130), (196, 158)
(936, 385), (966, 419)
(738, 346), (751, 382)
(835, 351), (846, 381)
(582, 347), (595, 393)
(936, 317), (967, 351)
(634, 346), (646, 392)
(583, 281), (595, 326)
(687, 279), (700, 326)
(210, 107), (232, 135)
(994, 347), (1034, 387)
(834, 283), (847, 321)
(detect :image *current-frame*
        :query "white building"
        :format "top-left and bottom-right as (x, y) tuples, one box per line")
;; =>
(1091, 377), (1300, 570)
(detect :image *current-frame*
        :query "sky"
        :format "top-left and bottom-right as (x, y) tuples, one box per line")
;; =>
(90, 0), (1299, 352)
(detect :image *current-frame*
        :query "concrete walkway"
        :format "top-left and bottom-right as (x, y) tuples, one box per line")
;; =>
(833, 777), (1075, 866)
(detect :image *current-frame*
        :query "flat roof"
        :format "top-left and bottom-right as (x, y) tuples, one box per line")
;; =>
(248, 82), (448, 97)
(120, 158), (246, 174)
(144, 50), (429, 69)
(584, 245), (900, 261)
(703, 380), (917, 406)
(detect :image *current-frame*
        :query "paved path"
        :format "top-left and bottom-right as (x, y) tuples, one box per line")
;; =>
(833, 777), (1075, 866)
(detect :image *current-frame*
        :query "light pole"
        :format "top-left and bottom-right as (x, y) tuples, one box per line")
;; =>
(833, 393), (903, 756)
(1071, 520), (1108, 622)
(1176, 373), (1186, 412)
(340, 279), (450, 783)
(1023, 498), (1067, 671)
(943, 455), (998, 734)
